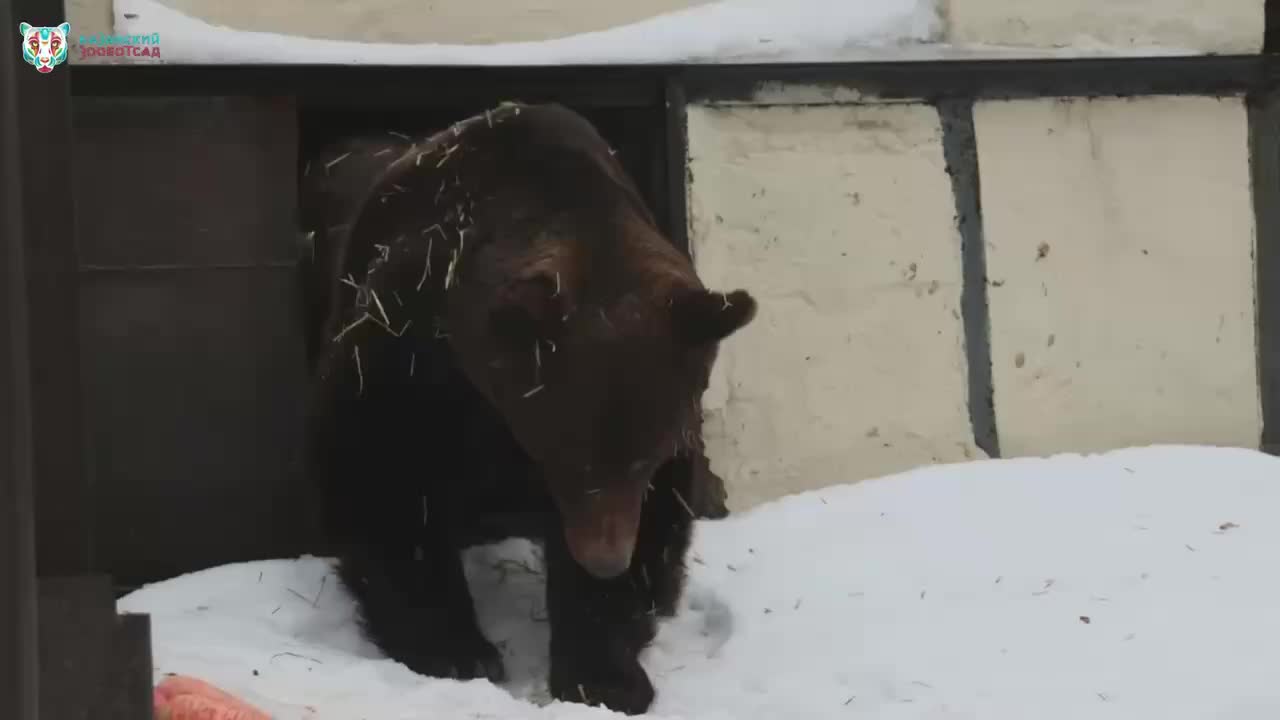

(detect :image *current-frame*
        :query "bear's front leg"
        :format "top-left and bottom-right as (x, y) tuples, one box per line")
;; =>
(544, 457), (697, 715)
(633, 456), (697, 621)
(545, 531), (655, 715)
(338, 531), (505, 683)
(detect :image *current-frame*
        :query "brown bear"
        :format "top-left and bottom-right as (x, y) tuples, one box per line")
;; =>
(301, 102), (755, 715)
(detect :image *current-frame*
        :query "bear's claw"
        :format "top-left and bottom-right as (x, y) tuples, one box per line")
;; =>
(549, 655), (655, 715)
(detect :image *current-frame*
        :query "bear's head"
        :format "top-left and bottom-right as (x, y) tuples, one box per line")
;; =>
(449, 230), (756, 579)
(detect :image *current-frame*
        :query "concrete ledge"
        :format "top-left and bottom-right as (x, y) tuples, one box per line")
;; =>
(975, 95), (1261, 458)
(946, 0), (1264, 55)
(687, 102), (980, 509)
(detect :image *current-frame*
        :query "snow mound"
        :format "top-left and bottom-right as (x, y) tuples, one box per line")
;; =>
(119, 445), (1280, 719)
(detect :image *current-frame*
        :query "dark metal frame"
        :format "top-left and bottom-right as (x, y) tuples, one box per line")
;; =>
(69, 54), (1280, 104)
(18, 1), (94, 582)
(1249, 90), (1280, 453)
(664, 78), (692, 256)
(1, 1), (42, 716)
(938, 99), (1000, 459)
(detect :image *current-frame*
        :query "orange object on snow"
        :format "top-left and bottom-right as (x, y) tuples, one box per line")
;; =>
(153, 675), (271, 720)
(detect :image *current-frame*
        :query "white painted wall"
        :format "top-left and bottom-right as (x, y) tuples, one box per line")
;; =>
(686, 102), (981, 510)
(975, 96), (1262, 458)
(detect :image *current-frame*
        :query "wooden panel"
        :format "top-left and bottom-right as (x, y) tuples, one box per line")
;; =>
(81, 266), (317, 586)
(72, 97), (298, 268)
(73, 97), (316, 586)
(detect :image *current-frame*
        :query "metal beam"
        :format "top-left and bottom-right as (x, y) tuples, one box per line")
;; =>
(0, 0), (42, 714)
(68, 55), (1280, 107)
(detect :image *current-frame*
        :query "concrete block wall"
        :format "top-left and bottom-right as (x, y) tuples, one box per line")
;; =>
(975, 96), (1261, 459)
(686, 104), (981, 511)
(686, 94), (1266, 508)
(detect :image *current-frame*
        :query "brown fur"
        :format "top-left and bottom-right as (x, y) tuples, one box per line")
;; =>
(302, 102), (755, 714)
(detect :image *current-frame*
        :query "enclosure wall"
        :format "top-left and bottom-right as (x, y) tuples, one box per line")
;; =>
(686, 90), (1269, 509)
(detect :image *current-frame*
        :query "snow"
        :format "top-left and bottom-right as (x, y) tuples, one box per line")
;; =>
(111, 0), (939, 65)
(119, 444), (1280, 719)
(107, 0), (1196, 67)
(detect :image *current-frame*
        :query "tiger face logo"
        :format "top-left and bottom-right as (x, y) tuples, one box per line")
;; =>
(19, 22), (70, 74)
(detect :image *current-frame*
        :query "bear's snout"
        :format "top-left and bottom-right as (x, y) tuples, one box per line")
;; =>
(568, 528), (635, 579)
(560, 484), (645, 579)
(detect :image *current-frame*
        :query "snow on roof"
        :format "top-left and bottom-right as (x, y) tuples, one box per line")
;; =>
(110, 0), (1199, 66)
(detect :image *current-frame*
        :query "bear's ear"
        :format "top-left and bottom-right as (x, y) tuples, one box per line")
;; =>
(669, 288), (757, 347)
(489, 272), (565, 346)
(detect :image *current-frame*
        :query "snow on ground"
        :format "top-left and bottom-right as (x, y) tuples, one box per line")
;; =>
(119, 445), (1280, 719)
(107, 0), (1196, 67)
